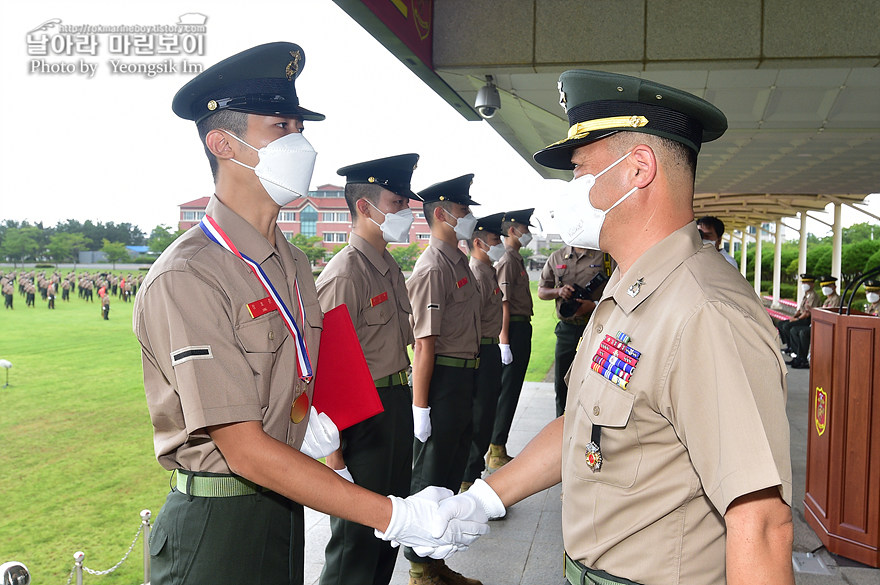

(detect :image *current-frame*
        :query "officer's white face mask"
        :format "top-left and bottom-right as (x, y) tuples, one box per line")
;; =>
(444, 210), (478, 241)
(367, 200), (413, 243)
(822, 286), (834, 296)
(225, 132), (317, 207)
(478, 239), (506, 262)
(867, 292), (880, 304)
(702, 239), (717, 247)
(550, 151), (636, 250)
(515, 229), (533, 248)
(802, 283), (813, 292)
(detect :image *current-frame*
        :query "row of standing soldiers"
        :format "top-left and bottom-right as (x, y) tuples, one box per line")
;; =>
(1, 270), (144, 318)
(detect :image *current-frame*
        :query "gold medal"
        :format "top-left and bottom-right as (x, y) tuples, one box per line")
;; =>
(290, 391), (309, 424)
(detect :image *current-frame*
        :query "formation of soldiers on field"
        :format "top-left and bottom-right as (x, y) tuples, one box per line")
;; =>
(0, 269), (145, 318)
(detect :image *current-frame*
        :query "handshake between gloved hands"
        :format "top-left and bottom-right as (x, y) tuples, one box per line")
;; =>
(373, 479), (506, 559)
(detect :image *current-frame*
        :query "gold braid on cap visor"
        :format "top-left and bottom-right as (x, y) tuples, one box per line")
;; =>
(547, 115), (649, 147)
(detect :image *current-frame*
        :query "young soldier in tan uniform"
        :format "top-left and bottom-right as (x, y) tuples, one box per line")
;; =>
(539, 246), (613, 416)
(487, 208), (534, 471)
(133, 43), (481, 585)
(406, 175), (483, 585)
(462, 212), (506, 491)
(436, 70), (794, 585)
(316, 154), (421, 585)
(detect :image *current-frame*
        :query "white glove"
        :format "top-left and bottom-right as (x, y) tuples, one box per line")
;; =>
(499, 344), (513, 365)
(437, 479), (506, 526)
(413, 405), (432, 442)
(300, 406), (340, 459)
(374, 486), (489, 559)
(333, 465), (354, 483)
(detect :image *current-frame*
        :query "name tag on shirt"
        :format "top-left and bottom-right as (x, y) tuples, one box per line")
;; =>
(370, 292), (388, 306)
(456, 277), (469, 288)
(556, 264), (567, 269)
(247, 297), (277, 318)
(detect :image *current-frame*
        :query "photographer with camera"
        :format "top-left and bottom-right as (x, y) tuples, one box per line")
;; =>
(538, 247), (614, 416)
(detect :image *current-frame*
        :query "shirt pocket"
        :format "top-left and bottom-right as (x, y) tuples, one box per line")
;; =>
(571, 377), (641, 488)
(451, 282), (470, 304)
(235, 310), (288, 353)
(364, 299), (393, 327)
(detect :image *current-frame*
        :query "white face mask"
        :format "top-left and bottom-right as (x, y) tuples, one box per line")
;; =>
(822, 286), (834, 296)
(479, 239), (506, 262)
(867, 292), (880, 304)
(702, 239), (717, 247)
(367, 200), (413, 243)
(445, 211), (478, 240)
(550, 151), (636, 250)
(225, 132), (317, 207)
(515, 229), (533, 248)
(802, 283), (813, 292)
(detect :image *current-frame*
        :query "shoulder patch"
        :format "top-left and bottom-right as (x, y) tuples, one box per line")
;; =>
(171, 345), (213, 366)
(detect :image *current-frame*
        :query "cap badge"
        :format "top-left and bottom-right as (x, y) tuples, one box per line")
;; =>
(627, 277), (644, 298)
(286, 50), (302, 81)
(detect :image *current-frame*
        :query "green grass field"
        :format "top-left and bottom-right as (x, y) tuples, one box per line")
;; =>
(0, 269), (556, 583)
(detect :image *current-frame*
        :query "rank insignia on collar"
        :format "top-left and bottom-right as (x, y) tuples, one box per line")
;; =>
(585, 441), (602, 471)
(627, 277), (644, 297)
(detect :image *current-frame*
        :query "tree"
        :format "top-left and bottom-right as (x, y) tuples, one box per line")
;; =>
(389, 242), (423, 271)
(0, 227), (41, 266)
(290, 234), (326, 266)
(841, 222), (878, 245)
(149, 224), (185, 254)
(519, 247), (534, 261)
(102, 239), (131, 269)
(841, 240), (880, 281)
(866, 249), (880, 274)
(47, 232), (88, 264)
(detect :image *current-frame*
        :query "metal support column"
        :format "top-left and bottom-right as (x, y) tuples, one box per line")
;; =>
(772, 220), (783, 309)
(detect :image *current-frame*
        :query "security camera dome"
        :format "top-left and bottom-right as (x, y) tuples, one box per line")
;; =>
(476, 82), (500, 119)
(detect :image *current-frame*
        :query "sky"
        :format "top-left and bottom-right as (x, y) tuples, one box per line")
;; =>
(0, 0), (876, 242)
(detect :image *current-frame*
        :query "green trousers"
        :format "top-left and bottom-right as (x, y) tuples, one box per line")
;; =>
(492, 320), (532, 445)
(464, 344), (502, 482)
(319, 383), (413, 585)
(405, 364), (476, 562)
(150, 486), (303, 585)
(554, 320), (587, 417)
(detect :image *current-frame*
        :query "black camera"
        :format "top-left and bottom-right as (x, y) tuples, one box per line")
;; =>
(559, 272), (609, 319)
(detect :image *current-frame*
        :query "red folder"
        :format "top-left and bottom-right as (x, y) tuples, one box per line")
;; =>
(312, 304), (384, 431)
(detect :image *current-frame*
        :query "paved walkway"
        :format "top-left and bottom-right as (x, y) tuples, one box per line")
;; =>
(304, 366), (880, 584)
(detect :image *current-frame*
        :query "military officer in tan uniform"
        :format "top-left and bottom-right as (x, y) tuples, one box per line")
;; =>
(539, 246), (613, 416)
(316, 154), (421, 585)
(777, 273), (819, 353)
(436, 70), (794, 585)
(133, 43), (480, 585)
(864, 279), (880, 316)
(486, 208), (534, 472)
(789, 275), (841, 369)
(406, 175), (483, 585)
(462, 212), (505, 491)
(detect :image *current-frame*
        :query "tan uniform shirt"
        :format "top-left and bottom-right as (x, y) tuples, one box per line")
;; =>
(496, 247), (533, 316)
(539, 246), (613, 322)
(133, 196), (323, 474)
(822, 292), (840, 308)
(469, 256), (502, 339)
(798, 289), (820, 314)
(316, 233), (413, 380)
(407, 236), (480, 358)
(562, 225), (792, 585)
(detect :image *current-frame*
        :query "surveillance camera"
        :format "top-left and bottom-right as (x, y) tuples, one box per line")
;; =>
(1, 562), (30, 585)
(475, 79), (500, 119)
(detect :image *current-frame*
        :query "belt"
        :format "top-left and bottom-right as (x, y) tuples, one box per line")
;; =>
(374, 370), (408, 388)
(435, 355), (480, 369)
(564, 553), (642, 585)
(561, 316), (589, 327)
(480, 337), (500, 345)
(509, 315), (531, 322)
(175, 470), (264, 498)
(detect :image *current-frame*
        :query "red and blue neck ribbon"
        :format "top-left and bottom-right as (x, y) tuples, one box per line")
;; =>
(200, 215), (313, 383)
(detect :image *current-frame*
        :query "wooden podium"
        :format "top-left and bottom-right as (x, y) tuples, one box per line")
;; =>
(804, 307), (880, 567)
